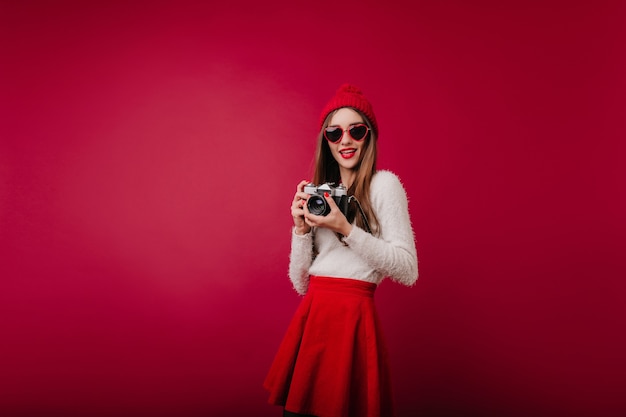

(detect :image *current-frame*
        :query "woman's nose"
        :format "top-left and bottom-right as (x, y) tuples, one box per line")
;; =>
(340, 130), (353, 144)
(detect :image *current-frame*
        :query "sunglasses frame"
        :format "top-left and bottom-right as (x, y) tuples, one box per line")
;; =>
(323, 123), (370, 143)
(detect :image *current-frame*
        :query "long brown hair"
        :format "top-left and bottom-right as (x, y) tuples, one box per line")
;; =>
(312, 108), (380, 235)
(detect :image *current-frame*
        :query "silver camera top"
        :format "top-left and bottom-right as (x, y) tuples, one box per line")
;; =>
(304, 182), (347, 197)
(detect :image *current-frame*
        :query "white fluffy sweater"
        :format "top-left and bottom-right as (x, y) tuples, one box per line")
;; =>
(288, 170), (418, 295)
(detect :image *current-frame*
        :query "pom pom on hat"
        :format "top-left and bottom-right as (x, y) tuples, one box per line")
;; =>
(319, 84), (378, 136)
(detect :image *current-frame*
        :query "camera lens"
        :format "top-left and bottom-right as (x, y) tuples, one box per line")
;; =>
(307, 196), (330, 216)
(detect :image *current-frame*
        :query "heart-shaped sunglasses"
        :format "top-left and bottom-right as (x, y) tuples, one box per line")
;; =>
(323, 123), (370, 143)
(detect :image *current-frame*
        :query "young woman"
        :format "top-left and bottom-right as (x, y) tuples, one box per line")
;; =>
(264, 84), (418, 417)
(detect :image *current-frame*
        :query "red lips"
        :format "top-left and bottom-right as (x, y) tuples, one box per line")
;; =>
(339, 148), (357, 159)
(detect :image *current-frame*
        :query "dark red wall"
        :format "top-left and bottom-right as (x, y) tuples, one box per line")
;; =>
(1, 1), (625, 416)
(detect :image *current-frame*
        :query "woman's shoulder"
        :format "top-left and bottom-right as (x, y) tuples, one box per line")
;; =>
(370, 170), (408, 201)
(371, 169), (405, 190)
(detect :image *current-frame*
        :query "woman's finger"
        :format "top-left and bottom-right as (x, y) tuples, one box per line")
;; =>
(296, 180), (310, 192)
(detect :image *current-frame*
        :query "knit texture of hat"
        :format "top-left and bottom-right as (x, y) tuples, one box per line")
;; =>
(319, 84), (378, 136)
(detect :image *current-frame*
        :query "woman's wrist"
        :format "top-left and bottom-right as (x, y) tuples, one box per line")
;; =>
(294, 226), (311, 236)
(340, 223), (353, 238)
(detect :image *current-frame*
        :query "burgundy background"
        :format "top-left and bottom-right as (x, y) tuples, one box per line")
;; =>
(1, 1), (625, 416)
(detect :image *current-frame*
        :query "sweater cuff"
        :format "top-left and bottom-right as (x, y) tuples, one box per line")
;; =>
(341, 225), (366, 246)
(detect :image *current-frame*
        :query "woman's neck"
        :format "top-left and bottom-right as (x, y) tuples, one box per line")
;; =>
(340, 169), (356, 189)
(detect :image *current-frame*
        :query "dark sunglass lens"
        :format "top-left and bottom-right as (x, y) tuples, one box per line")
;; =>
(349, 125), (368, 140)
(324, 127), (343, 142)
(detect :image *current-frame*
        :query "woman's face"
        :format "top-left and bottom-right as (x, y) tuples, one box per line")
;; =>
(326, 107), (367, 173)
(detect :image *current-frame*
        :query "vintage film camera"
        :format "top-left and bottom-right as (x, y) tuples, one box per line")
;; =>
(304, 183), (349, 217)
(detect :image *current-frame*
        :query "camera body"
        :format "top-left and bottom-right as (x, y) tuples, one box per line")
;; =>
(304, 183), (349, 217)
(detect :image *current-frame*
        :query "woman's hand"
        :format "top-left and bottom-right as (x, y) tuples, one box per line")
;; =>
(303, 192), (353, 237)
(291, 180), (312, 235)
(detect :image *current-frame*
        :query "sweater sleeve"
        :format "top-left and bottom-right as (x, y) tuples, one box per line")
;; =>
(342, 171), (418, 286)
(288, 228), (314, 295)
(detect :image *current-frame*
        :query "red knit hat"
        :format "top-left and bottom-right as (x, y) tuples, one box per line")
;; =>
(319, 84), (378, 136)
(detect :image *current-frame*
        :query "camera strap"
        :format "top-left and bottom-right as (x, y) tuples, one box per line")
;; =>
(349, 196), (372, 235)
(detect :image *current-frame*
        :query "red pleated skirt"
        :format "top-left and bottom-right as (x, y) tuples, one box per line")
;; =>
(264, 276), (395, 417)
